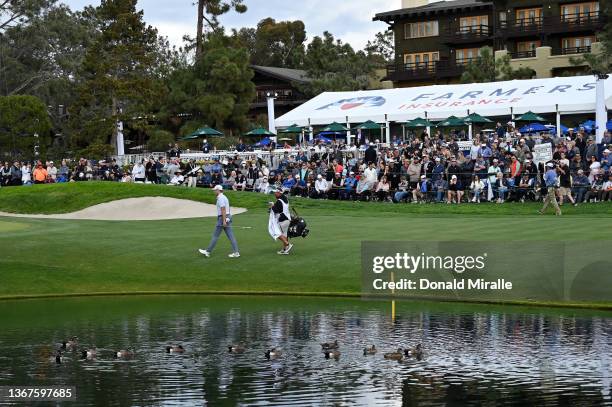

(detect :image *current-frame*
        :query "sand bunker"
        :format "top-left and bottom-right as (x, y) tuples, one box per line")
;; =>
(0, 197), (247, 221)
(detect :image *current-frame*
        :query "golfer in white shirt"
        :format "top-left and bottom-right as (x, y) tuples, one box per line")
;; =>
(199, 185), (240, 258)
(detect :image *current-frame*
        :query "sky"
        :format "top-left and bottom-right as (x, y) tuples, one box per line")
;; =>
(61, 0), (399, 51)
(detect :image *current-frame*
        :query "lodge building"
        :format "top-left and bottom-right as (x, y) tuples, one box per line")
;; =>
(374, 0), (606, 87)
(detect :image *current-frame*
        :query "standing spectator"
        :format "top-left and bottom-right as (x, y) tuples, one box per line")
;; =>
(1, 162), (11, 186)
(10, 162), (22, 186)
(364, 143), (377, 165)
(557, 163), (576, 206)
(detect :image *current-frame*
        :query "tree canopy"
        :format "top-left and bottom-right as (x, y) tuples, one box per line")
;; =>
(0, 95), (52, 160)
(460, 46), (535, 83)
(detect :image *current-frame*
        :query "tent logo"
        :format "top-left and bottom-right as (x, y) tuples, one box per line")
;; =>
(316, 96), (386, 111)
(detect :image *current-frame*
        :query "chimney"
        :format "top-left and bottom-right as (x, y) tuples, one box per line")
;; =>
(402, 0), (429, 8)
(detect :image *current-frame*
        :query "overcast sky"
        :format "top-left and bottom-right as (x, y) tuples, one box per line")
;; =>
(61, 0), (398, 51)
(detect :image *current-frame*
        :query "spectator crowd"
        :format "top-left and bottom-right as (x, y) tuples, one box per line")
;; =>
(2, 124), (611, 205)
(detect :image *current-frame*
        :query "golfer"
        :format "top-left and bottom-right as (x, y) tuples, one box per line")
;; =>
(199, 185), (240, 258)
(269, 187), (293, 255)
(539, 162), (562, 216)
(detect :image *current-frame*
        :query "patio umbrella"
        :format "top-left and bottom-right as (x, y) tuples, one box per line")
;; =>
(545, 124), (569, 135)
(321, 122), (349, 132)
(404, 117), (435, 128)
(180, 126), (223, 140)
(314, 135), (333, 143)
(278, 124), (303, 134)
(354, 120), (381, 130)
(519, 123), (548, 133)
(463, 113), (493, 124)
(245, 126), (276, 136)
(437, 116), (466, 127)
(254, 137), (272, 147)
(579, 119), (596, 132)
(516, 111), (546, 122)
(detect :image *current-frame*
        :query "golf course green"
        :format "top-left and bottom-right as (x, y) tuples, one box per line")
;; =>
(0, 182), (610, 306)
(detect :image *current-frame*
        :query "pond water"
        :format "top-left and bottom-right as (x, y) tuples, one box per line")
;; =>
(0, 295), (610, 406)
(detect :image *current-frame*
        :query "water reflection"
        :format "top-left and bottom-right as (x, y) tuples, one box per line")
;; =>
(0, 296), (610, 406)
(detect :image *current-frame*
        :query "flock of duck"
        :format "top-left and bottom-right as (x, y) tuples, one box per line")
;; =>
(52, 336), (423, 364)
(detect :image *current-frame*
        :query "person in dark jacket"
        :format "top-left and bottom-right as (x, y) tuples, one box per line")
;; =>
(364, 144), (377, 165)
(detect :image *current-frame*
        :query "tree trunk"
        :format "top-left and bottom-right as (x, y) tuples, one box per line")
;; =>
(195, 0), (204, 59)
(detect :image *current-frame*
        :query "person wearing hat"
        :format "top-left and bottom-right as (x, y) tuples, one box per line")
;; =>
(268, 187), (293, 255)
(539, 162), (561, 215)
(199, 185), (240, 258)
(169, 169), (184, 186)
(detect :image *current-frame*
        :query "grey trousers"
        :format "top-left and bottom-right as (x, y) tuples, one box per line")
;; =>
(206, 216), (239, 253)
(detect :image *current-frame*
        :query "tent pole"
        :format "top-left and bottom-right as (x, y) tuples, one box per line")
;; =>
(467, 109), (472, 141)
(402, 124), (406, 142)
(385, 114), (390, 145)
(308, 118), (313, 143)
(556, 104), (561, 139)
(346, 115), (351, 146)
(425, 111), (430, 140)
(595, 73), (607, 144)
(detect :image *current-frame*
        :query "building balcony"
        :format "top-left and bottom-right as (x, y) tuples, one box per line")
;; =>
(441, 24), (493, 44)
(251, 89), (308, 108)
(510, 50), (536, 59)
(559, 46), (592, 55)
(385, 59), (466, 82)
(498, 12), (604, 38)
(495, 42), (602, 79)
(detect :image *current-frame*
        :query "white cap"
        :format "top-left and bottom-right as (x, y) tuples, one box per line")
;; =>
(604, 149), (610, 154)
(546, 163), (554, 168)
(213, 185), (223, 191)
(317, 174), (323, 179)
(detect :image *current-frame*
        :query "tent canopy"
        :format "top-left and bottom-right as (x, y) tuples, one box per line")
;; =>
(275, 75), (612, 127)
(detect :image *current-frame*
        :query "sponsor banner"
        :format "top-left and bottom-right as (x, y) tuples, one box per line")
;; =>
(275, 75), (612, 126)
(533, 143), (553, 165)
(361, 241), (612, 304)
(457, 141), (473, 151)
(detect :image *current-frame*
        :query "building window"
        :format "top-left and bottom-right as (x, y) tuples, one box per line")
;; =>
(562, 36), (596, 52)
(455, 48), (479, 64)
(403, 51), (439, 69)
(516, 41), (542, 58)
(459, 15), (489, 33)
(561, 2), (599, 21)
(404, 21), (439, 39)
(515, 7), (542, 25)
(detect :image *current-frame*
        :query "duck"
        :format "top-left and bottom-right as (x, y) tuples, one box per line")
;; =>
(228, 344), (246, 353)
(265, 348), (282, 359)
(324, 349), (340, 360)
(320, 340), (339, 350)
(61, 336), (78, 350)
(383, 348), (404, 361)
(80, 349), (97, 359)
(54, 351), (63, 365)
(166, 345), (185, 353)
(114, 349), (134, 359)
(404, 344), (423, 358)
(363, 345), (377, 355)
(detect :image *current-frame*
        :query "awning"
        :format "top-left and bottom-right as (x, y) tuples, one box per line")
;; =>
(275, 75), (612, 126)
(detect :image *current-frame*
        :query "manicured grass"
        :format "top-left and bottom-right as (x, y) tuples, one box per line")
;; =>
(1, 182), (611, 216)
(0, 182), (610, 307)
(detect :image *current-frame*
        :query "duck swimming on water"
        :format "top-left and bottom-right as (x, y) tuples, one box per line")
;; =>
(321, 340), (339, 350)
(363, 345), (377, 355)
(383, 348), (404, 361)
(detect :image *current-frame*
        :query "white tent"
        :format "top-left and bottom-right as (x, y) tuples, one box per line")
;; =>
(276, 75), (612, 127)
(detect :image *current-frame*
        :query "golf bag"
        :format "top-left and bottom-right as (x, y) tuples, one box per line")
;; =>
(288, 208), (309, 239)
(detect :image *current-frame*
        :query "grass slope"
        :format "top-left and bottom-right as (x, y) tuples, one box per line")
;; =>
(0, 183), (610, 307)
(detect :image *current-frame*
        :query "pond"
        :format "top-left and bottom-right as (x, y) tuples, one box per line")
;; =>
(0, 295), (610, 406)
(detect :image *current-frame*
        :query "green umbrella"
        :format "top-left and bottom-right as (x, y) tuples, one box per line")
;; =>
(437, 116), (466, 127)
(516, 111), (546, 122)
(245, 126), (276, 136)
(180, 126), (223, 140)
(321, 122), (349, 132)
(463, 113), (493, 124)
(278, 124), (303, 134)
(404, 117), (435, 128)
(354, 120), (381, 130)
